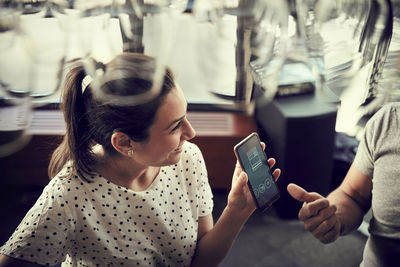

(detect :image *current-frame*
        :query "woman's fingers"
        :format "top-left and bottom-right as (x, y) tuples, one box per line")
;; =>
(267, 158), (276, 168)
(272, 168), (281, 181)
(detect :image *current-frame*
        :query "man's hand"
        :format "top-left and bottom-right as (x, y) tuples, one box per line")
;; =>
(287, 183), (342, 244)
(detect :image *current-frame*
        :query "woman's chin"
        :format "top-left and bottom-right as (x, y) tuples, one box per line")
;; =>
(167, 151), (182, 164)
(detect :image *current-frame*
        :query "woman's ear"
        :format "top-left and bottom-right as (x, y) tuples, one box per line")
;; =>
(111, 132), (134, 156)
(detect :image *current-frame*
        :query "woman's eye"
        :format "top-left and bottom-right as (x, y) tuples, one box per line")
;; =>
(171, 121), (182, 132)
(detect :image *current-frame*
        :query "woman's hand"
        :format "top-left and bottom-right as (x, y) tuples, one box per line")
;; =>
(227, 142), (281, 219)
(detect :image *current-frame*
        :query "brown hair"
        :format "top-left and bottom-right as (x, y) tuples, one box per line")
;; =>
(48, 53), (175, 180)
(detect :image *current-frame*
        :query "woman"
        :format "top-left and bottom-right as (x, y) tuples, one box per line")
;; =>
(0, 53), (280, 266)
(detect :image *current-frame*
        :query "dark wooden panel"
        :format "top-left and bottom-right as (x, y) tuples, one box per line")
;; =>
(1, 135), (62, 186)
(191, 113), (258, 189)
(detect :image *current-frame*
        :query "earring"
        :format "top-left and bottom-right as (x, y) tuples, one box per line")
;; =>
(127, 150), (133, 157)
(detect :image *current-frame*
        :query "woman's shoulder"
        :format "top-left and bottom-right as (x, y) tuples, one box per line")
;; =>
(48, 163), (90, 194)
(183, 141), (199, 149)
(182, 141), (203, 159)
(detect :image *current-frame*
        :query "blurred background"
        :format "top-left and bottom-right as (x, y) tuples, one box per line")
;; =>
(1, 0), (399, 266)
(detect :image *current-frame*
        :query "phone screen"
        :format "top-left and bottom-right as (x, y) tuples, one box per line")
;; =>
(234, 133), (280, 211)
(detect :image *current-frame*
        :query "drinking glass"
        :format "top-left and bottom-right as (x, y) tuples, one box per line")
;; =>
(66, 0), (174, 107)
(165, 0), (290, 109)
(0, 0), (69, 156)
(0, 4), (32, 157)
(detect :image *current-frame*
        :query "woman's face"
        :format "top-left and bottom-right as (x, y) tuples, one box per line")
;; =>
(132, 85), (196, 167)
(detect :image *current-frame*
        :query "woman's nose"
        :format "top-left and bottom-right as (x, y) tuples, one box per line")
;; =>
(183, 118), (196, 140)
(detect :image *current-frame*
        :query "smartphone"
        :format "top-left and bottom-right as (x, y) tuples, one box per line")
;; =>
(234, 132), (280, 211)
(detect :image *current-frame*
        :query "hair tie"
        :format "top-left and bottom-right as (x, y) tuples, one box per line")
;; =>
(96, 61), (106, 72)
(81, 74), (93, 94)
(81, 60), (106, 94)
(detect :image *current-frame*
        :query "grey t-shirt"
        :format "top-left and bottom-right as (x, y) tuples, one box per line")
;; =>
(353, 102), (400, 266)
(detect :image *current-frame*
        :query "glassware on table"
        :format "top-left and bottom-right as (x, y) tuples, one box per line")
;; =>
(161, 0), (290, 111)
(295, 0), (393, 102)
(66, 0), (174, 107)
(0, 4), (33, 157)
(294, 0), (393, 135)
(0, 0), (68, 157)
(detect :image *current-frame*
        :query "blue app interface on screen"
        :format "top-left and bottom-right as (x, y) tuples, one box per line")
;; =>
(238, 136), (279, 208)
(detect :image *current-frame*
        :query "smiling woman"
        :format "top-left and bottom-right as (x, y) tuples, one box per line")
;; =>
(0, 52), (280, 267)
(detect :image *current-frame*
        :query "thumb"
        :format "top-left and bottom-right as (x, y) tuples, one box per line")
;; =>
(287, 183), (323, 203)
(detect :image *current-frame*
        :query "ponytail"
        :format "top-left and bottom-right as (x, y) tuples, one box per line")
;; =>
(48, 65), (95, 179)
(48, 53), (176, 180)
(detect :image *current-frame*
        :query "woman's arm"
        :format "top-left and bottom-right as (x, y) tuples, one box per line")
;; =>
(191, 151), (280, 267)
(0, 254), (45, 267)
(190, 172), (252, 267)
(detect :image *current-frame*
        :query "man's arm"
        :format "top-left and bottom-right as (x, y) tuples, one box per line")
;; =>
(287, 163), (372, 243)
(327, 163), (372, 235)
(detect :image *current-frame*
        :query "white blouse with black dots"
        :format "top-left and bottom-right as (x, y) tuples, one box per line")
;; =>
(0, 142), (214, 267)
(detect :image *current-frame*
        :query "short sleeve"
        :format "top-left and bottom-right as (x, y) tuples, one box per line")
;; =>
(354, 120), (375, 178)
(0, 178), (75, 266)
(192, 144), (214, 217)
(353, 104), (396, 178)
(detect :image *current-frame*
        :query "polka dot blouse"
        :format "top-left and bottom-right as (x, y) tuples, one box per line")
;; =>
(0, 142), (214, 266)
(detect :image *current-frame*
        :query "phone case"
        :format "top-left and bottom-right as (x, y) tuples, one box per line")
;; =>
(234, 132), (280, 211)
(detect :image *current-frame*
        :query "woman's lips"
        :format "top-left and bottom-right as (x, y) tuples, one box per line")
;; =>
(174, 147), (182, 153)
